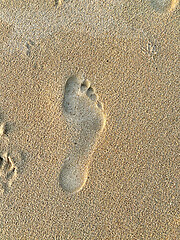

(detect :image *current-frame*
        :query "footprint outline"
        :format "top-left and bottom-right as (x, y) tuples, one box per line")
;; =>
(59, 74), (106, 193)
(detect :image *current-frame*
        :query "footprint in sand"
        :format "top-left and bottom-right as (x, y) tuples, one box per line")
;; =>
(0, 123), (17, 195)
(150, 0), (179, 12)
(0, 152), (17, 195)
(59, 75), (106, 193)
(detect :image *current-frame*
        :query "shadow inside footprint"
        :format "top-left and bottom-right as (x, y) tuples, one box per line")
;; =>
(0, 156), (3, 169)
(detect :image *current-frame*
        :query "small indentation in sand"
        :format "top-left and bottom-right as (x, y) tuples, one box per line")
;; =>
(25, 39), (35, 57)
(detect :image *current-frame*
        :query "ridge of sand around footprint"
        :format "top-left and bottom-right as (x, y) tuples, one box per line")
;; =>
(59, 75), (106, 193)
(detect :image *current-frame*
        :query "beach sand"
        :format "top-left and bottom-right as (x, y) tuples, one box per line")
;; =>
(0, 0), (179, 239)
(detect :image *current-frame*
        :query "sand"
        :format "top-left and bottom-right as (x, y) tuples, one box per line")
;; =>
(0, 0), (179, 239)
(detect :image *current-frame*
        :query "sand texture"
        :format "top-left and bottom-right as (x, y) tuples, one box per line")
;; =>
(0, 0), (179, 239)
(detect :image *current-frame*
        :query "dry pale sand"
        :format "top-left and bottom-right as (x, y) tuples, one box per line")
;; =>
(0, 0), (179, 239)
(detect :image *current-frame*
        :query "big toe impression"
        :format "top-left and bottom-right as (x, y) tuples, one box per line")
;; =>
(64, 75), (81, 96)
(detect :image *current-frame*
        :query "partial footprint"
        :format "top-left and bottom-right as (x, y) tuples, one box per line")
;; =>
(0, 123), (10, 157)
(0, 122), (18, 195)
(0, 152), (17, 195)
(59, 75), (106, 193)
(150, 0), (179, 12)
